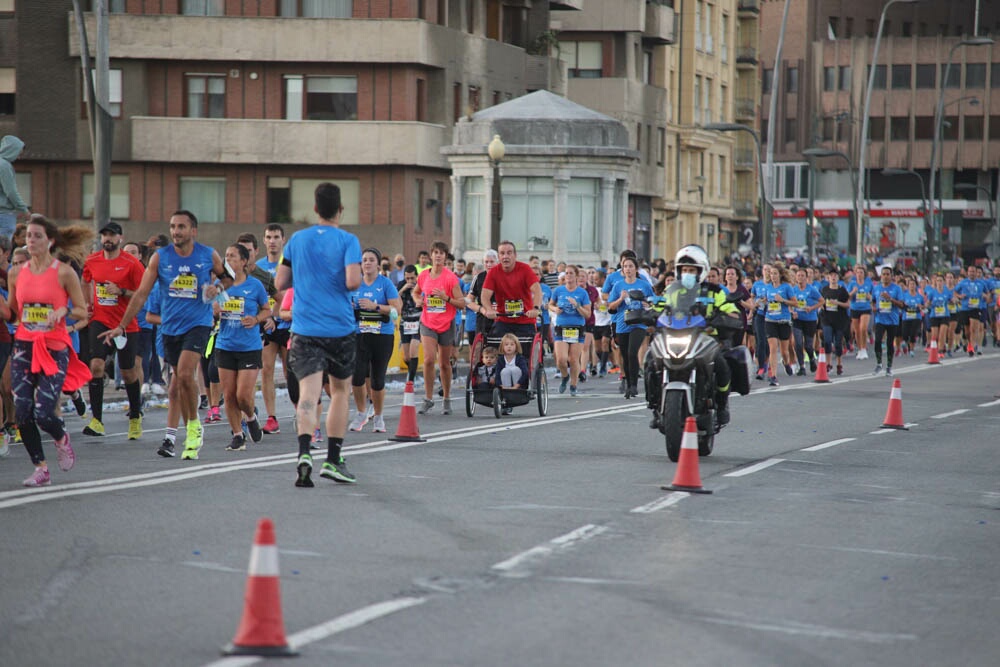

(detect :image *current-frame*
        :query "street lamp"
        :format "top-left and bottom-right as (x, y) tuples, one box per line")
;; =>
(929, 37), (994, 270)
(803, 147), (857, 263)
(857, 0), (925, 266)
(954, 183), (997, 259)
(488, 134), (505, 248)
(881, 168), (929, 269)
(703, 122), (771, 257)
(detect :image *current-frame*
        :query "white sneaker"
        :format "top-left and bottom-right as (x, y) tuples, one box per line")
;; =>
(371, 415), (386, 433)
(366, 401), (375, 420)
(348, 413), (368, 432)
(858, 348), (869, 360)
(0, 439), (9, 458)
(152, 383), (166, 396)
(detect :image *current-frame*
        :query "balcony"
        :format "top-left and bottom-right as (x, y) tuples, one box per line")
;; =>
(734, 149), (755, 170)
(643, 2), (676, 45)
(736, 46), (758, 68)
(130, 117), (450, 169)
(566, 77), (668, 124)
(737, 0), (760, 15)
(733, 199), (756, 218)
(734, 97), (756, 120)
(551, 0), (645, 33)
(549, 0), (583, 9)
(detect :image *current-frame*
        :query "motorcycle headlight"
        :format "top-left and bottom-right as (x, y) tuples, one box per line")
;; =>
(666, 334), (692, 359)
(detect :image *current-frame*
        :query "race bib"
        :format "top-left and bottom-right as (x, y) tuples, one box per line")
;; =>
(426, 296), (446, 314)
(969, 297), (980, 308)
(504, 299), (525, 316)
(359, 318), (382, 334)
(96, 282), (118, 307)
(857, 292), (870, 301)
(825, 303), (838, 311)
(934, 305), (946, 317)
(221, 297), (245, 321)
(796, 298), (807, 309)
(21, 302), (53, 332)
(403, 320), (419, 335)
(878, 299), (893, 313)
(767, 301), (781, 313)
(561, 327), (580, 344)
(905, 308), (919, 319)
(597, 302), (608, 313)
(169, 272), (198, 299)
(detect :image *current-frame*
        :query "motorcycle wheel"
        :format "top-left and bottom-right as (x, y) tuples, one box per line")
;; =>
(696, 412), (715, 457)
(662, 391), (685, 463)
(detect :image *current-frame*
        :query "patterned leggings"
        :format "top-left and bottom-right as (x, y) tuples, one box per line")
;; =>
(12, 341), (68, 465)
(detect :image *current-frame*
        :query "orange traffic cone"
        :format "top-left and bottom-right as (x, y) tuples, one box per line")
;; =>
(927, 337), (941, 365)
(880, 379), (908, 430)
(390, 381), (426, 442)
(661, 417), (712, 494)
(814, 350), (831, 383)
(222, 518), (297, 657)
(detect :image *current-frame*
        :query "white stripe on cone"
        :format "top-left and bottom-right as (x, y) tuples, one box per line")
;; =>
(890, 387), (902, 400)
(681, 420), (698, 450)
(402, 391), (415, 407)
(248, 545), (280, 577)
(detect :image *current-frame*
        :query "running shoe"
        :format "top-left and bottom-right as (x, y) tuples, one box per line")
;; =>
(768, 376), (779, 387)
(180, 446), (199, 460)
(54, 433), (76, 472)
(755, 367), (766, 381)
(127, 416), (143, 441)
(246, 415), (263, 443)
(885, 367), (893, 377)
(559, 376), (569, 394)
(858, 348), (869, 360)
(872, 364), (882, 375)
(204, 407), (222, 424)
(501, 406), (513, 415)
(590, 365), (597, 377)
(312, 428), (322, 444)
(151, 383), (166, 396)
(23, 467), (50, 487)
(976, 346), (982, 356)
(809, 359), (818, 373)
(608, 366), (621, 373)
(784, 364), (793, 377)
(320, 458), (356, 483)
(366, 401), (375, 420)
(598, 366), (607, 378)
(82, 418), (105, 437)
(371, 415), (386, 433)
(157, 439), (176, 458)
(570, 385), (578, 397)
(199, 395), (209, 410)
(295, 454), (314, 488)
(71, 390), (86, 417)
(909, 349), (915, 357)
(946, 350), (953, 358)
(418, 399), (434, 415)
(796, 367), (806, 377)
(262, 416), (280, 434)
(226, 434), (246, 451)
(836, 364), (844, 376)
(442, 399), (453, 415)
(349, 412), (369, 432)
(578, 371), (587, 383)
(619, 377), (626, 394)
(185, 420), (203, 452)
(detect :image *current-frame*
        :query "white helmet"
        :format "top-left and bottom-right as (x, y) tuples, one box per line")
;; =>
(674, 244), (710, 283)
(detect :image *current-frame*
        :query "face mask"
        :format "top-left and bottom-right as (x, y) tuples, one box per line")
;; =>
(681, 273), (697, 290)
(224, 260), (237, 279)
(396, 260), (404, 267)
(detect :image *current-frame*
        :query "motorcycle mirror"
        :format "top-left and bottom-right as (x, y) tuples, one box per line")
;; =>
(628, 289), (647, 301)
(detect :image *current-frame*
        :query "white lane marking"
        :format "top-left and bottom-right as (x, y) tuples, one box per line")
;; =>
(543, 576), (646, 586)
(723, 458), (785, 477)
(931, 409), (970, 419)
(977, 399), (1000, 407)
(204, 597), (427, 667)
(801, 438), (855, 452)
(491, 524), (608, 574)
(630, 492), (689, 513)
(796, 544), (958, 561)
(697, 614), (917, 643)
(180, 561), (244, 574)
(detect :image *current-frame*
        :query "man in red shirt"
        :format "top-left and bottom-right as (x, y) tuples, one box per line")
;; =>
(81, 222), (146, 439)
(480, 240), (543, 347)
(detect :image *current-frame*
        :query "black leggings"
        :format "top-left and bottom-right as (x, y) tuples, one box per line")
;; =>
(616, 329), (645, 389)
(792, 319), (817, 367)
(873, 323), (898, 365)
(900, 319), (921, 346)
(12, 342), (68, 465)
(352, 333), (395, 391)
(822, 323), (847, 357)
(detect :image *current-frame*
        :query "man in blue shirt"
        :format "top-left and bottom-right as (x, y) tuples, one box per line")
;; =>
(276, 183), (362, 488)
(871, 266), (905, 376)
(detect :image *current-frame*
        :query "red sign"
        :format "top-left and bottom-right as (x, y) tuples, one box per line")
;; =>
(813, 209), (850, 218)
(868, 208), (925, 217)
(963, 208), (987, 219)
(773, 208), (806, 218)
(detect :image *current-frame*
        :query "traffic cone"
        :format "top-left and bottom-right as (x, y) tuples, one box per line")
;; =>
(222, 518), (297, 657)
(814, 350), (831, 383)
(927, 337), (941, 365)
(390, 381), (426, 443)
(880, 379), (908, 430)
(661, 417), (712, 494)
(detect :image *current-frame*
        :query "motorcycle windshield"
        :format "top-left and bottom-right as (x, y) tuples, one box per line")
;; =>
(657, 283), (709, 329)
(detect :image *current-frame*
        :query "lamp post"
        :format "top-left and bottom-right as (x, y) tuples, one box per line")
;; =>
(856, 0), (925, 267)
(881, 168), (929, 269)
(488, 134), (505, 249)
(763, 0), (794, 262)
(803, 147), (857, 263)
(929, 37), (994, 270)
(954, 183), (997, 260)
(703, 122), (770, 257)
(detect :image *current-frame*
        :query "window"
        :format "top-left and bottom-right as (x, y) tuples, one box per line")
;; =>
(827, 16), (838, 39)
(844, 17), (853, 37)
(434, 181), (444, 230)
(267, 177), (359, 225)
(762, 68), (773, 94)
(914, 116), (934, 140)
(0, 67), (13, 116)
(992, 63), (1000, 87)
(901, 21), (912, 37)
(786, 67), (798, 93)
(657, 127), (666, 166)
(823, 66), (836, 92)
(966, 63), (986, 88)
(642, 50), (653, 83)
(560, 41), (602, 79)
(868, 64), (886, 89)
(720, 14), (729, 63)
(715, 156), (725, 198)
(279, 0), (352, 17)
(784, 117), (797, 143)
(185, 75), (225, 118)
(179, 177), (226, 223)
(695, 0), (702, 50)
(703, 78), (712, 126)
(866, 19), (875, 37)
(462, 177), (485, 250)
(942, 115), (958, 141)
(693, 77), (702, 125)
(821, 118), (834, 141)
(915, 64), (936, 89)
(944, 65), (960, 88)
(414, 178), (424, 231)
(869, 116), (885, 141)
(839, 65), (851, 90)
(0, 0), (14, 8)
(284, 75), (357, 120)
(773, 162), (810, 201)
(417, 79), (427, 121)
(85, 0), (125, 10)
(453, 82), (462, 121)
(989, 116), (1000, 141)
(181, 0), (224, 15)
(566, 179), (599, 252)
(891, 65), (911, 89)
(82, 68), (123, 118)
(82, 174), (130, 219)
(890, 116), (909, 141)
(467, 85), (481, 113)
(719, 84), (728, 122)
(501, 177), (555, 252)
(703, 2), (713, 53)
(964, 115), (984, 140)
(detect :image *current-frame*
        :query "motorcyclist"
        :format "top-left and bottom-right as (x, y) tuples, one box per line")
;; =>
(645, 244), (740, 429)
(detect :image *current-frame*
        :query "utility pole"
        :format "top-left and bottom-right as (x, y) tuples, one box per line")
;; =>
(73, 0), (113, 229)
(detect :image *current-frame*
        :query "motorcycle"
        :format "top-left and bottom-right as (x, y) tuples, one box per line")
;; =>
(625, 286), (751, 462)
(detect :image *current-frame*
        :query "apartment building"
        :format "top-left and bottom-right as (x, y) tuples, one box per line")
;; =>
(0, 0), (566, 255)
(761, 0), (1000, 263)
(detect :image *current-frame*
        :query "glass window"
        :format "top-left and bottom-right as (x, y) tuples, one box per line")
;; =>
(462, 177), (485, 251)
(185, 74), (225, 118)
(944, 64), (960, 88)
(964, 115), (984, 140)
(284, 76), (357, 121)
(914, 116), (934, 140)
(560, 41), (603, 79)
(823, 67), (836, 92)
(762, 68), (773, 94)
(82, 174), (130, 219)
(989, 116), (1000, 141)
(992, 63), (1000, 87)
(14, 172), (30, 207)
(82, 68), (123, 118)
(500, 177), (554, 251)
(822, 118), (835, 141)
(966, 63), (986, 88)
(827, 16), (838, 39)
(283, 76), (303, 120)
(657, 127), (666, 167)
(915, 64), (936, 89)
(268, 178), (358, 226)
(890, 116), (909, 141)
(868, 64), (886, 89)
(839, 65), (851, 91)
(891, 65), (911, 89)
(784, 117), (797, 143)
(869, 116), (885, 141)
(942, 115), (958, 140)
(414, 178), (424, 231)
(0, 67), (14, 116)
(181, 0), (224, 15)
(279, 0), (352, 17)
(179, 177), (226, 223)
(786, 67), (798, 93)
(566, 179), (599, 252)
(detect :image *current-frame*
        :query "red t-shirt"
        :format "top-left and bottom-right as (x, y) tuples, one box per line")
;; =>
(82, 251), (146, 332)
(482, 261), (538, 324)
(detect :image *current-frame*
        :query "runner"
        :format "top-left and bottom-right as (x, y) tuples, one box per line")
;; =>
(750, 264), (771, 379)
(820, 267), (851, 376)
(723, 265), (753, 349)
(899, 276), (924, 357)
(7, 216), (93, 487)
(99, 210), (227, 460)
(81, 221), (146, 439)
(791, 267), (822, 376)
(412, 241), (464, 415)
(215, 244), (270, 451)
(871, 266), (904, 376)
(256, 223), (289, 435)
(580, 267), (601, 380)
(847, 264), (874, 360)
(276, 182), (362, 487)
(606, 255), (654, 399)
(480, 241), (543, 346)
(549, 264), (591, 397)
(589, 268), (611, 377)
(348, 247), (401, 434)
(760, 265), (796, 387)
(396, 264), (422, 382)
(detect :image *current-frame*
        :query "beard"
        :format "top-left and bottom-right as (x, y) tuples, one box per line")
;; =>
(103, 241), (119, 252)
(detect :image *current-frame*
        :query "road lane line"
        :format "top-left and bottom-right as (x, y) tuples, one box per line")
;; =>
(930, 409), (970, 419)
(203, 597), (427, 667)
(977, 399), (1000, 407)
(724, 458), (785, 477)
(630, 492), (689, 513)
(800, 438), (855, 452)
(491, 524), (608, 574)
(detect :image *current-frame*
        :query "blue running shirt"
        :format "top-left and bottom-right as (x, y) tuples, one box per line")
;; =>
(283, 225), (362, 338)
(156, 243), (216, 336)
(216, 276), (269, 352)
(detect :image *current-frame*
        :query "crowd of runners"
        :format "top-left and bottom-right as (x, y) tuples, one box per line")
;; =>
(2, 179), (998, 488)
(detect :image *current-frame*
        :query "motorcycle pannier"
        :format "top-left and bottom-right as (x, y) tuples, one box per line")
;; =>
(724, 345), (752, 396)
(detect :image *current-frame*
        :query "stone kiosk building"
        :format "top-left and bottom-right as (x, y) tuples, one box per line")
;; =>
(444, 90), (639, 266)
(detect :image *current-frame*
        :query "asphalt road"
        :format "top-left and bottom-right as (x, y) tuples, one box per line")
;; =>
(1, 348), (998, 666)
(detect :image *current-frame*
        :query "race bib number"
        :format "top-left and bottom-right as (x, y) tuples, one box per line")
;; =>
(504, 299), (524, 316)
(426, 296), (446, 314)
(597, 302), (608, 313)
(767, 300), (781, 313)
(856, 292), (870, 302)
(403, 320), (419, 335)
(169, 272), (198, 299)
(825, 303), (838, 312)
(359, 315), (382, 334)
(905, 308), (919, 319)
(21, 302), (53, 332)
(221, 297), (245, 321)
(796, 298), (807, 309)
(934, 305), (946, 317)
(561, 327), (580, 344)
(878, 299), (893, 313)
(969, 297), (980, 308)
(96, 282), (118, 307)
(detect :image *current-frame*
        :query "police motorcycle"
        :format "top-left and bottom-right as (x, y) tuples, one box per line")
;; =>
(626, 284), (752, 462)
